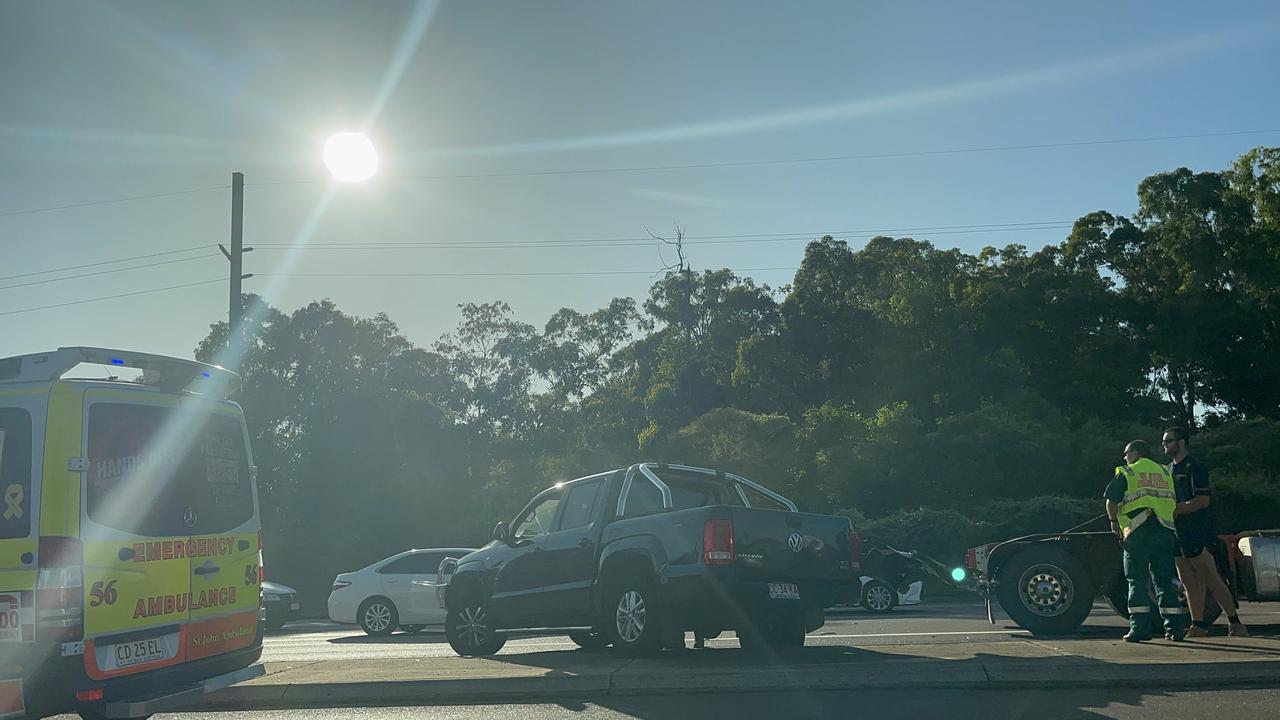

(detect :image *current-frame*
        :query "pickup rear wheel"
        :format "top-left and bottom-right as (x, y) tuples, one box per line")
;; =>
(605, 577), (663, 656)
(995, 546), (1093, 636)
(738, 612), (806, 650)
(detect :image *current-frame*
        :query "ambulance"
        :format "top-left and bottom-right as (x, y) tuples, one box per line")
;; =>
(0, 347), (265, 719)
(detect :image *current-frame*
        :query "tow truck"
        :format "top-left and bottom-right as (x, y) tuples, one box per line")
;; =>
(964, 516), (1280, 634)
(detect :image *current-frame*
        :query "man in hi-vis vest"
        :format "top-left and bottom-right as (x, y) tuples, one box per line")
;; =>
(1104, 440), (1187, 642)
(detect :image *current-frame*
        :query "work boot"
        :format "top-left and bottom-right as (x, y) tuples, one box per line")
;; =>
(1185, 625), (1210, 638)
(1229, 623), (1250, 638)
(1164, 630), (1184, 642)
(1123, 630), (1148, 643)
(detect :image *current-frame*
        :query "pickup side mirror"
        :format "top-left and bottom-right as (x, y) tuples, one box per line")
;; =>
(492, 521), (510, 544)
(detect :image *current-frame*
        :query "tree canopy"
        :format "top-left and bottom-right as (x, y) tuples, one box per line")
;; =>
(196, 148), (1280, 602)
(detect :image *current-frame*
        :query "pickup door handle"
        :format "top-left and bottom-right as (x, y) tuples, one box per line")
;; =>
(193, 564), (221, 576)
(578, 539), (593, 547)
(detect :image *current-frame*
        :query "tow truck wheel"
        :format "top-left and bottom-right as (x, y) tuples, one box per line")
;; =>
(860, 579), (898, 613)
(996, 546), (1093, 636)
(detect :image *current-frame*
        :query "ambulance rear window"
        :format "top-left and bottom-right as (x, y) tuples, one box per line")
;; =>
(0, 408), (33, 540)
(87, 403), (254, 537)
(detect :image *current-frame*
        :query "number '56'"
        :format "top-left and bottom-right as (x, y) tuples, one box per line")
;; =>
(89, 580), (118, 607)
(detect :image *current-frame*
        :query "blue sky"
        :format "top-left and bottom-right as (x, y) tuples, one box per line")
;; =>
(2, 0), (1278, 360)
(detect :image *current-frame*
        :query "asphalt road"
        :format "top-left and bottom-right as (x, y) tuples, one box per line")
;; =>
(48, 602), (1280, 719)
(118, 687), (1280, 720)
(258, 601), (1145, 663)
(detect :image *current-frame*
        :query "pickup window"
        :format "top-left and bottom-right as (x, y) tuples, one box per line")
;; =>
(513, 490), (562, 539)
(558, 479), (603, 530)
(622, 476), (665, 517)
(668, 477), (745, 510)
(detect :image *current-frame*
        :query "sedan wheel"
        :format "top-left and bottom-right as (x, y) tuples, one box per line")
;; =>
(861, 579), (897, 613)
(358, 598), (398, 637)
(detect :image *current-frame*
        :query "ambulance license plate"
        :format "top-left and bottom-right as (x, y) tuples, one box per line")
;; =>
(0, 595), (24, 642)
(768, 582), (800, 600)
(113, 637), (168, 668)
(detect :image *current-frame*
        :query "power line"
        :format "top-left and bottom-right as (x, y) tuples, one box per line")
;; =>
(258, 220), (1073, 248)
(252, 222), (1074, 252)
(5, 129), (1276, 218)
(248, 129), (1280, 186)
(0, 185), (230, 219)
(0, 245), (214, 283)
(0, 278), (224, 318)
(0, 253), (221, 292)
(260, 266), (800, 279)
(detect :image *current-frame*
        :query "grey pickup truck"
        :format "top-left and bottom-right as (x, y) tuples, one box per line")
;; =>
(438, 463), (860, 656)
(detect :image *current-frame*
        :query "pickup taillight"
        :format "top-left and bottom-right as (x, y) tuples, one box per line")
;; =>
(849, 528), (862, 573)
(703, 519), (734, 565)
(36, 536), (83, 642)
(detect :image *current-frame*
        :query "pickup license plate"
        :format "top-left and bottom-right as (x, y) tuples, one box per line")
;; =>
(112, 637), (169, 668)
(768, 582), (800, 600)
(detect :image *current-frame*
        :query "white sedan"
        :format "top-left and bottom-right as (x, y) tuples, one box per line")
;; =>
(328, 548), (476, 636)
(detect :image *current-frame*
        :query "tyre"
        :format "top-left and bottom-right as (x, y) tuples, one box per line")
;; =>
(358, 597), (398, 637)
(860, 579), (898, 613)
(569, 630), (611, 650)
(400, 624), (427, 634)
(446, 600), (506, 656)
(738, 612), (805, 650)
(768, 612), (807, 648)
(995, 546), (1093, 636)
(604, 576), (663, 657)
(265, 613), (287, 631)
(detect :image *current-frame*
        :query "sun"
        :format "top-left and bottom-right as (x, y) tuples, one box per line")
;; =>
(323, 132), (379, 182)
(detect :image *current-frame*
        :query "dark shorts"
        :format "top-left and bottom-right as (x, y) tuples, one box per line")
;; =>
(1175, 534), (1210, 559)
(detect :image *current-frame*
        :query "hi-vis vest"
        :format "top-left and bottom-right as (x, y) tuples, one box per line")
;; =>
(1115, 457), (1177, 535)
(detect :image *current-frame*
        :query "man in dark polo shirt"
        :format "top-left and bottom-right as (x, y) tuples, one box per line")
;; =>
(1164, 426), (1248, 638)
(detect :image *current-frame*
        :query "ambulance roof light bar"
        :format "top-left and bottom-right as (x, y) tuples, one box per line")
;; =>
(0, 346), (239, 397)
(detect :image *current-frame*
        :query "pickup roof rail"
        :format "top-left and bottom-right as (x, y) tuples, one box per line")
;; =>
(618, 463), (799, 514)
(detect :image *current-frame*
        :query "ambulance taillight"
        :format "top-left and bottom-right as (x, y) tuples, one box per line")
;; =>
(36, 536), (83, 642)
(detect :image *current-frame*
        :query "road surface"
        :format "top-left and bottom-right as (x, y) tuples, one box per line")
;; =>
(72, 687), (1280, 720)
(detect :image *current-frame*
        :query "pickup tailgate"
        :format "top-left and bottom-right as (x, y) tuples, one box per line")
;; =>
(727, 507), (854, 583)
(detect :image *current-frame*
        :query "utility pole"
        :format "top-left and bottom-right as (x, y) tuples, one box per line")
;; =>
(219, 172), (253, 356)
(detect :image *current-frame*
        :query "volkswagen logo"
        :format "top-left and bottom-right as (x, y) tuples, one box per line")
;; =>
(183, 507), (197, 528)
(788, 532), (804, 553)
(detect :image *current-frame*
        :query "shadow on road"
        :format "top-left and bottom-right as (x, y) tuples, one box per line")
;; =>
(433, 643), (1193, 720)
(328, 632), (452, 645)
